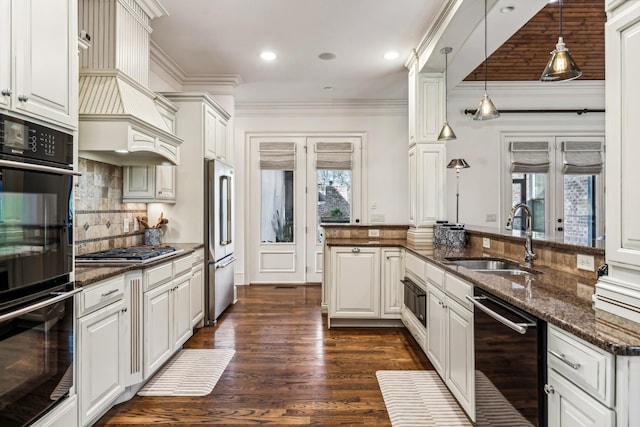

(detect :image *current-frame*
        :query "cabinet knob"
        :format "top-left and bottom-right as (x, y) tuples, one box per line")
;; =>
(1, 89), (11, 96)
(18, 94), (29, 102)
(121, 307), (128, 313)
(543, 384), (555, 395)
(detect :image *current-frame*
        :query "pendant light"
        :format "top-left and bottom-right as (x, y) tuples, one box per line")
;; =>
(438, 47), (456, 141)
(540, 0), (582, 82)
(473, 0), (499, 121)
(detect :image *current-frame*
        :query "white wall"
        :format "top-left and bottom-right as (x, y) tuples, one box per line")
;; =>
(234, 102), (408, 284)
(443, 81), (605, 228)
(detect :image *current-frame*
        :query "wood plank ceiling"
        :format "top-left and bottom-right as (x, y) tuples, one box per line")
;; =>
(465, 0), (605, 81)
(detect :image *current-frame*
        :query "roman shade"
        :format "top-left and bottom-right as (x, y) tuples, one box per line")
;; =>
(561, 140), (604, 175)
(509, 140), (551, 173)
(259, 142), (296, 170)
(315, 142), (353, 170)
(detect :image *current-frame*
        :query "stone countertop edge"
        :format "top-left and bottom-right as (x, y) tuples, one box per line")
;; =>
(326, 238), (640, 356)
(74, 243), (204, 287)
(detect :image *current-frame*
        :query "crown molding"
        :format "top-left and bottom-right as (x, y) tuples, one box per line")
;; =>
(452, 80), (605, 97)
(134, 0), (168, 19)
(236, 99), (407, 117)
(150, 40), (187, 83)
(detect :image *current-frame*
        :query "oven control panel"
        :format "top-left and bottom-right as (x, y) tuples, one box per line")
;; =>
(0, 114), (72, 167)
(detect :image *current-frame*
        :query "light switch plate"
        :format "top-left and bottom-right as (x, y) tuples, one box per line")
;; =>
(482, 237), (491, 249)
(368, 229), (380, 237)
(577, 254), (595, 272)
(123, 218), (130, 233)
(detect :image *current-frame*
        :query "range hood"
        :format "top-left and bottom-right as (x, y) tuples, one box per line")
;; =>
(77, 0), (182, 166)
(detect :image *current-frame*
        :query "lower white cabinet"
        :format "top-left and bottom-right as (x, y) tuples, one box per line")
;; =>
(78, 298), (125, 426)
(381, 248), (403, 318)
(426, 283), (446, 375)
(190, 257), (205, 327)
(143, 271), (193, 378)
(31, 395), (78, 427)
(547, 370), (614, 427)
(330, 247), (381, 318)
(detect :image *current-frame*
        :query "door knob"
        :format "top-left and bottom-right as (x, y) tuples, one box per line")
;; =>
(543, 384), (555, 395)
(18, 95), (29, 102)
(1, 89), (11, 96)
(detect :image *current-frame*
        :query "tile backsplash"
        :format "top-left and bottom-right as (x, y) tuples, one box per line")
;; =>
(74, 158), (146, 254)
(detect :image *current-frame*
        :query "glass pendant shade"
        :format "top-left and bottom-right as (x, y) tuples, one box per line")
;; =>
(473, 93), (500, 121)
(438, 122), (457, 141)
(540, 37), (582, 82)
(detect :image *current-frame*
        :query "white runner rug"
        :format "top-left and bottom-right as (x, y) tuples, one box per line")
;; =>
(377, 370), (533, 427)
(138, 348), (234, 397)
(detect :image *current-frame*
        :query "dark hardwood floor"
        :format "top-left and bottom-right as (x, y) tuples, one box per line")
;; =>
(96, 284), (433, 426)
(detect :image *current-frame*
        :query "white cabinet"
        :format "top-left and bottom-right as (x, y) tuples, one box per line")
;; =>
(407, 143), (446, 229)
(0, 0), (76, 128)
(407, 59), (417, 145)
(330, 247), (381, 318)
(31, 395), (78, 427)
(416, 74), (444, 143)
(204, 103), (232, 163)
(190, 252), (205, 327)
(426, 273), (474, 419)
(123, 165), (176, 203)
(596, 0), (640, 322)
(78, 297), (125, 426)
(143, 271), (193, 379)
(381, 248), (403, 318)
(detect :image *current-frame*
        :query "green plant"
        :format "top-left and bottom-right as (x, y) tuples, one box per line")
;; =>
(330, 208), (344, 217)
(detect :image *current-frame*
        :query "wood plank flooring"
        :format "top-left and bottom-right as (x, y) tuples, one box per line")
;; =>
(95, 284), (433, 426)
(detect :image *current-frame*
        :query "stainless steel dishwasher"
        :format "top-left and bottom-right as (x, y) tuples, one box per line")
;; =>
(466, 288), (547, 427)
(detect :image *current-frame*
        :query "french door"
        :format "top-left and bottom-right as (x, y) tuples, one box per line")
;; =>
(249, 134), (362, 284)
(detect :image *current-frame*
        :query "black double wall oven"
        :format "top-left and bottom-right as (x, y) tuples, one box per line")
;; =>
(0, 114), (79, 426)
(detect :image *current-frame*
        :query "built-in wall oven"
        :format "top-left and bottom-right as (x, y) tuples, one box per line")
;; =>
(0, 113), (80, 426)
(402, 277), (426, 326)
(467, 287), (547, 427)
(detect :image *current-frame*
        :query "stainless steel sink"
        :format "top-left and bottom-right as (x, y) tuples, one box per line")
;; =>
(448, 258), (537, 276)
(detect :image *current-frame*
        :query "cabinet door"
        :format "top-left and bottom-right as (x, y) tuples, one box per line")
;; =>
(216, 117), (229, 162)
(0, 0), (10, 110)
(144, 283), (172, 379)
(408, 146), (417, 226)
(381, 248), (403, 318)
(408, 62), (416, 145)
(155, 165), (176, 201)
(190, 264), (204, 327)
(547, 370), (615, 427)
(416, 144), (446, 227)
(14, 0), (75, 127)
(445, 298), (475, 419)
(330, 247), (380, 318)
(416, 75), (444, 143)
(204, 105), (218, 159)
(78, 300), (125, 426)
(426, 284), (446, 376)
(123, 166), (155, 200)
(173, 274), (193, 349)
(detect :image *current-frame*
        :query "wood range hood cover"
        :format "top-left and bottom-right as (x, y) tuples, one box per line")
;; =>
(77, 0), (182, 166)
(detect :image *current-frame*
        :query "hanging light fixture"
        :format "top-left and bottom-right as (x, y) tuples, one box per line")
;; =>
(438, 47), (457, 141)
(473, 0), (499, 121)
(540, 0), (582, 82)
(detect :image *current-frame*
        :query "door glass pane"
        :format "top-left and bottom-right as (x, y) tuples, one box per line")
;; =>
(511, 173), (546, 234)
(261, 170), (294, 243)
(317, 171), (351, 243)
(563, 175), (597, 246)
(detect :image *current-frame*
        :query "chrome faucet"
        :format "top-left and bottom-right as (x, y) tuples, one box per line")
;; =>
(505, 203), (537, 268)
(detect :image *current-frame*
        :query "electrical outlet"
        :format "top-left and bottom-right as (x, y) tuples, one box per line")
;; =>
(371, 201), (377, 210)
(370, 213), (385, 223)
(482, 237), (491, 249)
(577, 254), (595, 272)
(486, 213), (497, 222)
(133, 218), (139, 231)
(123, 218), (130, 233)
(368, 229), (380, 237)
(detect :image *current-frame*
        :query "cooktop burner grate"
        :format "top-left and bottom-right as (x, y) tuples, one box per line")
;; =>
(76, 246), (181, 263)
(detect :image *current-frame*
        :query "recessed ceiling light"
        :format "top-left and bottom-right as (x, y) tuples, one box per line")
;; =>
(260, 51), (277, 61)
(384, 51), (399, 60)
(318, 52), (336, 61)
(500, 6), (515, 13)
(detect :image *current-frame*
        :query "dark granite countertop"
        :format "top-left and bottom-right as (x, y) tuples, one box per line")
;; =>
(325, 238), (640, 356)
(74, 243), (204, 287)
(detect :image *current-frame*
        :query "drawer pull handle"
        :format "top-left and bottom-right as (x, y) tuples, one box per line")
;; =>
(1, 89), (11, 96)
(543, 384), (555, 395)
(549, 349), (581, 370)
(101, 289), (119, 298)
(351, 247), (360, 253)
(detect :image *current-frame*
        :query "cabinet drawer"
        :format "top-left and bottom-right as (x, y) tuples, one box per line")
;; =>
(405, 251), (426, 283)
(144, 261), (173, 291)
(426, 262), (444, 289)
(173, 254), (194, 276)
(444, 273), (473, 310)
(547, 324), (614, 407)
(79, 275), (125, 316)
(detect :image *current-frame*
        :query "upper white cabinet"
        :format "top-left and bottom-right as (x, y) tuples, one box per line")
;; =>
(415, 74), (444, 143)
(596, 0), (640, 322)
(123, 165), (176, 203)
(407, 59), (417, 145)
(192, 98), (232, 164)
(408, 144), (446, 228)
(0, 0), (77, 129)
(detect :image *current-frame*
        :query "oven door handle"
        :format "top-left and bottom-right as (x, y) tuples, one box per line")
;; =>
(465, 295), (536, 334)
(0, 158), (82, 176)
(0, 288), (82, 323)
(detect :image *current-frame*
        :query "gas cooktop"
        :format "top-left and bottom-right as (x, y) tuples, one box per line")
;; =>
(76, 246), (183, 264)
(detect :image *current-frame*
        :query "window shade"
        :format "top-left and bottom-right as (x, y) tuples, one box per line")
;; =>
(259, 142), (296, 170)
(561, 140), (603, 175)
(509, 141), (551, 173)
(315, 142), (353, 170)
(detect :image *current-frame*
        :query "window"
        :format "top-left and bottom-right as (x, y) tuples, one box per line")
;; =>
(259, 142), (296, 243)
(503, 135), (604, 245)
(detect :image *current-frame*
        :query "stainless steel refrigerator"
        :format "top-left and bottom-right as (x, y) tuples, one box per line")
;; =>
(204, 158), (236, 325)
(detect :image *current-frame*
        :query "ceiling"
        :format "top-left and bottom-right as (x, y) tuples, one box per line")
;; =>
(150, 0), (605, 103)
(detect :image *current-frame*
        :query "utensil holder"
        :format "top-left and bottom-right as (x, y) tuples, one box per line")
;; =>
(144, 229), (162, 246)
